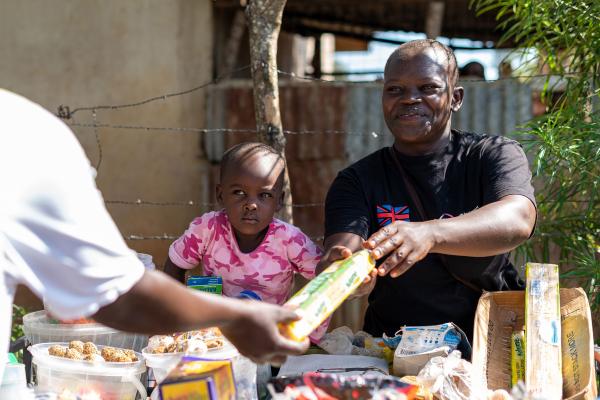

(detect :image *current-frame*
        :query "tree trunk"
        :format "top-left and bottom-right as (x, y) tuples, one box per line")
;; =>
(246, 0), (293, 223)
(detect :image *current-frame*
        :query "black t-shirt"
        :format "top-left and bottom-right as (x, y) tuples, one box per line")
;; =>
(325, 130), (536, 340)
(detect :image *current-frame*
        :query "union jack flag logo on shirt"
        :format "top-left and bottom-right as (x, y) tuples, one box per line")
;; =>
(376, 204), (410, 226)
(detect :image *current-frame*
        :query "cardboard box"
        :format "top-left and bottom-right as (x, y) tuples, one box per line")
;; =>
(472, 288), (597, 400)
(159, 356), (235, 400)
(187, 276), (223, 295)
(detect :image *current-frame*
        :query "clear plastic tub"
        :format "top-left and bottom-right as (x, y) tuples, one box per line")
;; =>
(29, 342), (147, 400)
(23, 311), (148, 352)
(143, 341), (258, 400)
(1, 363), (34, 399)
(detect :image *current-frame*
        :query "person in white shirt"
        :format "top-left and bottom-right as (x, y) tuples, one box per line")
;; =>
(0, 89), (308, 380)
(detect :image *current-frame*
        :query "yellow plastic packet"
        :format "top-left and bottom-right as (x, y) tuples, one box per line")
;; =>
(280, 250), (376, 341)
(511, 330), (525, 387)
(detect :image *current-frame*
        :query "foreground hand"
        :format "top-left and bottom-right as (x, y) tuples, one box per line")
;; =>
(220, 301), (309, 365)
(363, 221), (435, 278)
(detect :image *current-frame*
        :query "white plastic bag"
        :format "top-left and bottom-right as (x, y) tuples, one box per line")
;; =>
(317, 327), (383, 357)
(416, 351), (476, 400)
(317, 327), (354, 355)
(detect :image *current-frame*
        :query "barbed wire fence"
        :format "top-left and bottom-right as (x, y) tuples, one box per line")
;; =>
(57, 65), (556, 243)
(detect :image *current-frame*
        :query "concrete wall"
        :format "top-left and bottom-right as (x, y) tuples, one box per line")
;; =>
(1, 0), (214, 307)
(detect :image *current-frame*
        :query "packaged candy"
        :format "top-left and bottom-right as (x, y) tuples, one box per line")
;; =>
(187, 276), (223, 295)
(280, 250), (376, 341)
(510, 330), (525, 387)
(159, 356), (235, 400)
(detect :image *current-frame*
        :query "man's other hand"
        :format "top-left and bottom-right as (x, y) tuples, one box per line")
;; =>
(317, 245), (377, 299)
(315, 245), (352, 274)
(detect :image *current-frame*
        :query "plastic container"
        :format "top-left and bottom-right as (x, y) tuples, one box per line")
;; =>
(1, 363), (34, 399)
(143, 340), (258, 400)
(24, 311), (148, 352)
(29, 342), (147, 400)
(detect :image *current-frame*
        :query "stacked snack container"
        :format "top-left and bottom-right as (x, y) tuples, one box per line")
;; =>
(29, 343), (146, 399)
(23, 311), (148, 352)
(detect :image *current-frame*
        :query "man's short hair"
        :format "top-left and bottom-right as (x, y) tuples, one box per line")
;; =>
(385, 39), (459, 87)
(220, 142), (283, 181)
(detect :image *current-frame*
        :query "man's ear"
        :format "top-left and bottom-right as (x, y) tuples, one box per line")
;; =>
(451, 86), (464, 112)
(216, 184), (223, 206)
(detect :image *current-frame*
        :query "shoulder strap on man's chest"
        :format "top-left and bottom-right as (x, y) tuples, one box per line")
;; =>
(387, 147), (483, 294)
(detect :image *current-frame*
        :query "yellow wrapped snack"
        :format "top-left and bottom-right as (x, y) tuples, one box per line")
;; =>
(281, 250), (376, 341)
(511, 330), (525, 387)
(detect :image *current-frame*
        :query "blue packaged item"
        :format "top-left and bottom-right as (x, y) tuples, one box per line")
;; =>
(384, 323), (471, 359)
(186, 276), (223, 295)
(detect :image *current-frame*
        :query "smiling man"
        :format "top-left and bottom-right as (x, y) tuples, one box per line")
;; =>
(320, 39), (537, 341)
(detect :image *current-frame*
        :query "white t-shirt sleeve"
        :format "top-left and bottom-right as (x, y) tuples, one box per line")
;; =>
(0, 90), (144, 319)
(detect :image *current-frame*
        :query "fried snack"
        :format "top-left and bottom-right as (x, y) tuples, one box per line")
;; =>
(148, 335), (175, 352)
(68, 340), (85, 353)
(173, 332), (187, 343)
(197, 327), (223, 339)
(101, 346), (117, 360)
(123, 349), (138, 362)
(48, 345), (67, 357)
(182, 338), (208, 355)
(150, 345), (168, 354)
(65, 348), (84, 360)
(83, 353), (105, 362)
(148, 330), (225, 354)
(107, 350), (132, 363)
(205, 338), (225, 349)
(82, 342), (98, 355)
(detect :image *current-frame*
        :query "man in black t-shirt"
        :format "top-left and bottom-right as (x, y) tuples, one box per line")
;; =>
(320, 40), (537, 341)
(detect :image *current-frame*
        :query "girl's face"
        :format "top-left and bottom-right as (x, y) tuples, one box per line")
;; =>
(216, 153), (284, 242)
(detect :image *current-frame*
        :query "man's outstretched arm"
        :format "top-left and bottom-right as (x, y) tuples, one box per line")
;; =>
(365, 195), (536, 277)
(93, 270), (308, 365)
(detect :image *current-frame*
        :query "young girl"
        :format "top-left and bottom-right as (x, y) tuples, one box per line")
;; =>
(164, 142), (327, 340)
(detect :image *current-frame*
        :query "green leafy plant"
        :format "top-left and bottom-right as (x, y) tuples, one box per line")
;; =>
(470, 0), (599, 313)
(11, 304), (27, 362)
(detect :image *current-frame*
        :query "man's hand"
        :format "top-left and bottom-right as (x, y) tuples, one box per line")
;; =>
(315, 245), (352, 274)
(364, 221), (435, 278)
(220, 301), (309, 365)
(316, 244), (377, 299)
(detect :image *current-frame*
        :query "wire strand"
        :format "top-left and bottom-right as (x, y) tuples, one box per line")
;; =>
(60, 65), (252, 118)
(68, 122), (383, 137)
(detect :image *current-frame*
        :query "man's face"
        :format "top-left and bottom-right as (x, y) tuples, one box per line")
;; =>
(382, 47), (463, 150)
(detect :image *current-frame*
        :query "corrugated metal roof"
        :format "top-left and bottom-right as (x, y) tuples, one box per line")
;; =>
(215, 0), (509, 46)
